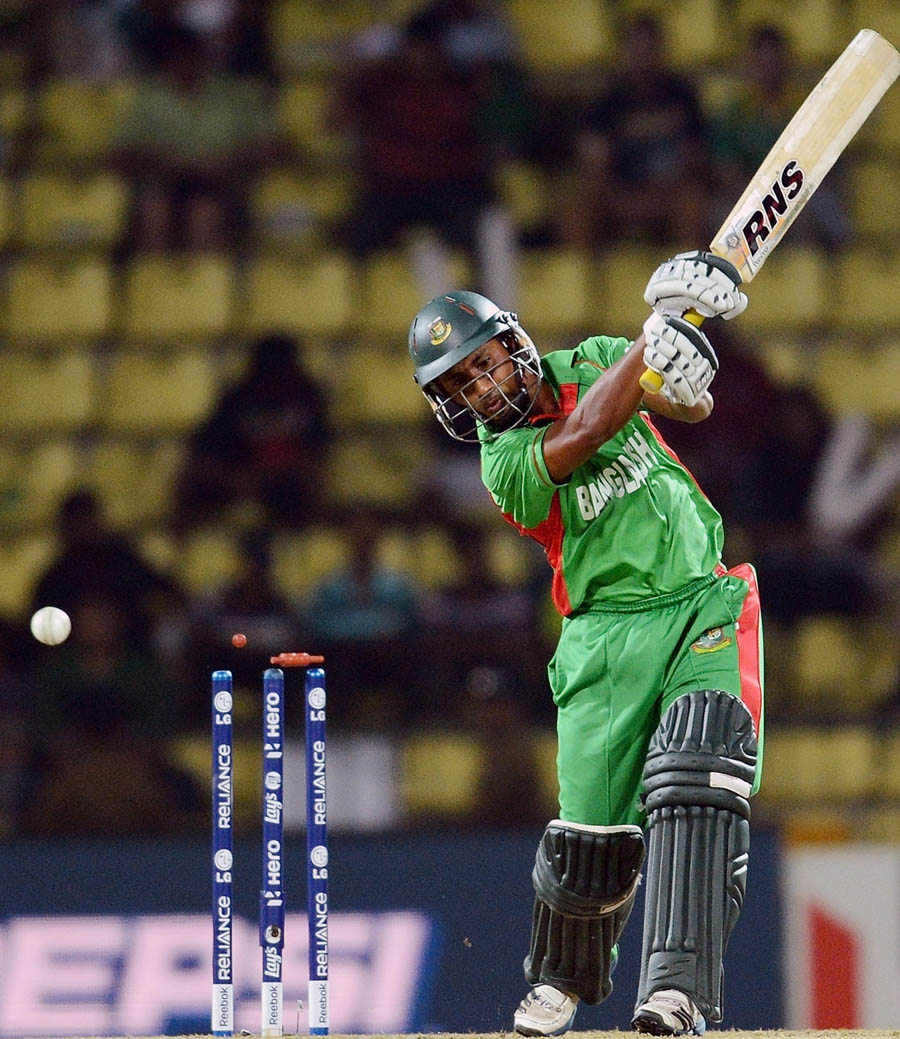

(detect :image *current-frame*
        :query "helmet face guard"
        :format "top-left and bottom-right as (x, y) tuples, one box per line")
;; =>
(423, 329), (542, 441)
(408, 291), (542, 442)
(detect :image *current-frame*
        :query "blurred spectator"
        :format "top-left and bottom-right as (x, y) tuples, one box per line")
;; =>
(420, 522), (548, 722)
(558, 13), (709, 248)
(109, 20), (284, 254)
(31, 488), (186, 652)
(24, 593), (197, 837)
(458, 663), (547, 826)
(171, 333), (331, 535)
(0, 617), (37, 837)
(734, 385), (899, 625)
(184, 528), (302, 714)
(335, 8), (521, 305)
(708, 24), (851, 250)
(648, 323), (782, 527)
(303, 508), (423, 730)
(415, 418), (500, 526)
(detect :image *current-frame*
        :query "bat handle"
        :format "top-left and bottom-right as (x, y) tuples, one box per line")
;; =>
(639, 308), (706, 393)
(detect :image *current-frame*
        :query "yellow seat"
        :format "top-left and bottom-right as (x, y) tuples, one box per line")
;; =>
(276, 78), (351, 161)
(268, 1), (371, 72)
(85, 438), (184, 528)
(505, 0), (613, 72)
(270, 527), (350, 600)
(495, 161), (549, 234)
(243, 253), (354, 335)
(812, 338), (900, 421)
(360, 248), (472, 336)
(0, 84), (28, 140)
(758, 725), (877, 807)
(326, 430), (426, 510)
(517, 249), (592, 334)
(0, 349), (94, 433)
(873, 731), (900, 801)
(595, 244), (664, 334)
(36, 78), (136, 162)
(169, 733), (259, 831)
(121, 255), (235, 341)
(177, 528), (242, 596)
(0, 535), (56, 615)
(741, 246), (828, 330)
(0, 440), (81, 532)
(850, 159), (900, 240)
(792, 615), (900, 715)
(331, 343), (423, 426)
(734, 0), (844, 63)
(5, 257), (113, 340)
(377, 525), (460, 589)
(834, 247), (900, 330)
(18, 172), (129, 250)
(102, 349), (218, 433)
(0, 176), (9, 248)
(251, 168), (354, 247)
(400, 731), (485, 818)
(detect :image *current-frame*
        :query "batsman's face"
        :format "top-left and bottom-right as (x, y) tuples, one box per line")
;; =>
(436, 337), (526, 423)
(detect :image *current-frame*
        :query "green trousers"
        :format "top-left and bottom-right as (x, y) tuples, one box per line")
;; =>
(550, 564), (764, 826)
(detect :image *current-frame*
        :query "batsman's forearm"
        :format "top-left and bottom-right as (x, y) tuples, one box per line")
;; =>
(542, 338), (648, 480)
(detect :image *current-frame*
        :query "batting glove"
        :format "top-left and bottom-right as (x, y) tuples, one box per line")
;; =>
(642, 312), (719, 406)
(644, 250), (747, 321)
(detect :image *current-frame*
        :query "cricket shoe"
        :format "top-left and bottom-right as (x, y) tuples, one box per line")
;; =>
(632, 989), (706, 1035)
(514, 984), (578, 1036)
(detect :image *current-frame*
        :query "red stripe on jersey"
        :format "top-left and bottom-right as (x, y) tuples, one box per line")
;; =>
(727, 562), (763, 736)
(638, 411), (711, 502)
(501, 494), (572, 616)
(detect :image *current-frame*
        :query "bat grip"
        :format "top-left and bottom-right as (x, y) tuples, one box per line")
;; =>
(639, 309), (706, 393)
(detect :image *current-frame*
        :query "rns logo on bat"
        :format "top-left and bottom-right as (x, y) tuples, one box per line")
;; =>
(740, 160), (805, 257)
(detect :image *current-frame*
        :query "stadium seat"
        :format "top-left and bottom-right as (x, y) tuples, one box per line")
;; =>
(834, 247), (900, 330)
(360, 249), (471, 336)
(178, 527), (242, 596)
(270, 526), (350, 601)
(759, 725), (877, 806)
(330, 343), (424, 426)
(121, 255), (236, 341)
(276, 78), (351, 162)
(4, 257), (113, 340)
(0, 84), (28, 141)
(0, 440), (81, 532)
(517, 249), (592, 334)
(595, 244), (663, 334)
(326, 432), (423, 509)
(251, 168), (354, 248)
(741, 246), (829, 330)
(243, 253), (354, 335)
(400, 731), (486, 818)
(873, 731), (900, 801)
(756, 336), (809, 386)
(0, 349), (94, 432)
(733, 0), (845, 63)
(0, 535), (56, 615)
(495, 160), (549, 235)
(18, 172), (129, 250)
(101, 348), (218, 434)
(377, 525), (459, 589)
(268, 1), (371, 72)
(0, 176), (9, 248)
(85, 438), (184, 529)
(36, 78), (136, 162)
(792, 615), (900, 716)
(505, 0), (613, 72)
(169, 734), (260, 831)
(850, 159), (900, 240)
(812, 338), (900, 421)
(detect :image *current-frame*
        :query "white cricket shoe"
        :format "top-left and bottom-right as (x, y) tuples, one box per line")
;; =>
(632, 988), (706, 1036)
(514, 984), (578, 1036)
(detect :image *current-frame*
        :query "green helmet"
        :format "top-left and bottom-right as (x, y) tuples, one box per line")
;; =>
(408, 290), (541, 441)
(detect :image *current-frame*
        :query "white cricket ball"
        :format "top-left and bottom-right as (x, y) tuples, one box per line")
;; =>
(30, 606), (72, 646)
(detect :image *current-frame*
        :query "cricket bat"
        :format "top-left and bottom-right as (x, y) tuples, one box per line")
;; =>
(640, 27), (900, 393)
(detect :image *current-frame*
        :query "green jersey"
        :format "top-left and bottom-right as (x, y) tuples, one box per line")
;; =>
(479, 335), (724, 613)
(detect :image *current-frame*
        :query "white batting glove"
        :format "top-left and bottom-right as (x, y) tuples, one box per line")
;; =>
(642, 312), (719, 406)
(644, 250), (747, 321)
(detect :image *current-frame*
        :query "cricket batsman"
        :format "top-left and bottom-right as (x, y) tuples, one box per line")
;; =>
(408, 252), (763, 1036)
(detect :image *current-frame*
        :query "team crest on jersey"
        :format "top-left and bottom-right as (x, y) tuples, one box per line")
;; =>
(429, 318), (452, 345)
(690, 627), (732, 654)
